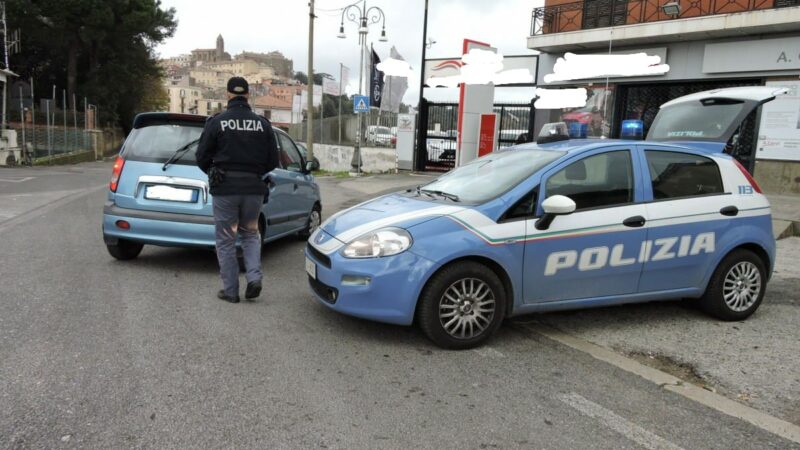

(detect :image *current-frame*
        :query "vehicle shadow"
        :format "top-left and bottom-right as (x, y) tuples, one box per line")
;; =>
(116, 236), (308, 275)
(510, 298), (716, 334)
(122, 246), (219, 274)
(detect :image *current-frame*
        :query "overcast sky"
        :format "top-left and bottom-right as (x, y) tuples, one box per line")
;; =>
(155, 0), (542, 105)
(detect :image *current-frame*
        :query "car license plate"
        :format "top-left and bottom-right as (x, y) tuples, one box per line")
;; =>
(144, 185), (197, 203)
(305, 257), (316, 279)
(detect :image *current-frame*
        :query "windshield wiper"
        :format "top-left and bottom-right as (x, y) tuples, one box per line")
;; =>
(162, 138), (201, 171)
(420, 189), (460, 202)
(408, 184), (437, 200)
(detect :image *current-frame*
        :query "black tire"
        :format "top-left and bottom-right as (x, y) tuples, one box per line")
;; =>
(297, 203), (322, 239)
(700, 249), (767, 321)
(106, 239), (144, 261)
(417, 261), (507, 350)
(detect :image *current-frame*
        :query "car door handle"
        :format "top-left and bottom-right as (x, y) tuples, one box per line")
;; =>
(623, 216), (646, 228)
(720, 205), (739, 217)
(293, 183), (298, 191)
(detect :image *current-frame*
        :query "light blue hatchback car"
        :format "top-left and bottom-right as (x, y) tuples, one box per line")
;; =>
(103, 113), (321, 260)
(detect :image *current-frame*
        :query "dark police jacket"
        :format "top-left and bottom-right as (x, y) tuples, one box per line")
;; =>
(196, 97), (280, 196)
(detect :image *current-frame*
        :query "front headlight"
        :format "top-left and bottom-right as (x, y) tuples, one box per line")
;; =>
(342, 227), (413, 258)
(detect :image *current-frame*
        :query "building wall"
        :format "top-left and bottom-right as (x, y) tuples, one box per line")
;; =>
(538, 34), (800, 88)
(166, 86), (204, 114)
(236, 52), (293, 78)
(754, 160), (800, 194)
(270, 109), (293, 125)
(541, 0), (778, 33)
(189, 69), (232, 89)
(205, 59), (260, 76)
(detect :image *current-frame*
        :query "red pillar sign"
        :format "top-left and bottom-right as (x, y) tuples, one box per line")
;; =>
(478, 113), (497, 157)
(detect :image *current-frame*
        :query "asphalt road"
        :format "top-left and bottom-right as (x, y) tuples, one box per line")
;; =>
(0, 162), (797, 449)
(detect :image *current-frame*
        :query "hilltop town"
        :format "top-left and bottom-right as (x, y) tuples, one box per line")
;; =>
(160, 35), (308, 129)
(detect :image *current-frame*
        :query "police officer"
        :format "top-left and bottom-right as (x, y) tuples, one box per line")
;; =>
(196, 77), (279, 303)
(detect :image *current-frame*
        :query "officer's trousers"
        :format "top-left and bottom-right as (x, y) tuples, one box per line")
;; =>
(213, 194), (263, 297)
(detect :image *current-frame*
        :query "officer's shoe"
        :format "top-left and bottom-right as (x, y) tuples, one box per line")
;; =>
(217, 290), (240, 303)
(245, 281), (262, 300)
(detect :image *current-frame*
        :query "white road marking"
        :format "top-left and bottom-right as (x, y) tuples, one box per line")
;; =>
(527, 323), (800, 444)
(559, 392), (685, 450)
(472, 347), (505, 358)
(0, 177), (35, 183)
(0, 184), (107, 233)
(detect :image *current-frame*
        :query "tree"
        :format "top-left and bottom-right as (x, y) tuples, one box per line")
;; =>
(293, 71), (308, 85)
(8, 0), (177, 130)
(294, 71), (332, 86)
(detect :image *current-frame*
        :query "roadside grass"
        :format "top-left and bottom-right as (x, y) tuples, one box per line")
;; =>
(312, 170), (352, 178)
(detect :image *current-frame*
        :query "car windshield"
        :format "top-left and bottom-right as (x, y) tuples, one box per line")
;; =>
(421, 149), (565, 204)
(123, 122), (204, 164)
(375, 127), (390, 135)
(647, 100), (746, 141)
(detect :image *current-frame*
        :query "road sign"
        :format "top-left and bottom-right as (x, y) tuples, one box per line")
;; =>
(353, 95), (370, 113)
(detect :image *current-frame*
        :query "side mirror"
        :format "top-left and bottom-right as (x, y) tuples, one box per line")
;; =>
(305, 159), (320, 173)
(536, 195), (576, 230)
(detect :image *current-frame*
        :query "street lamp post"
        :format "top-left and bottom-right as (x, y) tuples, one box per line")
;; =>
(338, 0), (388, 176)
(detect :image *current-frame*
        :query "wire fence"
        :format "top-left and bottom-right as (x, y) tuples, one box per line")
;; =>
(5, 84), (113, 164)
(9, 124), (97, 159)
(288, 110), (401, 148)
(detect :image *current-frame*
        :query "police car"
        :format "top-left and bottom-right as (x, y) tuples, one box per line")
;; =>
(103, 113), (321, 259)
(305, 87), (785, 349)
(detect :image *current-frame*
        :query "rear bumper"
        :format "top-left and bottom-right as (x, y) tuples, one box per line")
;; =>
(102, 203), (216, 248)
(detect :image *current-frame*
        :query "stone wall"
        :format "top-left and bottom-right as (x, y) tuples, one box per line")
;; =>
(312, 144), (397, 173)
(754, 160), (800, 196)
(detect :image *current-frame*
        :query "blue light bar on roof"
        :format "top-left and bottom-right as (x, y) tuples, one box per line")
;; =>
(568, 122), (588, 139)
(621, 120), (644, 140)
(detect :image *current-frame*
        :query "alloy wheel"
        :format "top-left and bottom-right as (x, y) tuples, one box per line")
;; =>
(723, 261), (762, 312)
(438, 278), (496, 339)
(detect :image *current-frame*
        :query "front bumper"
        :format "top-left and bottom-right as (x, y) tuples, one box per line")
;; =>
(102, 203), (216, 248)
(305, 243), (436, 326)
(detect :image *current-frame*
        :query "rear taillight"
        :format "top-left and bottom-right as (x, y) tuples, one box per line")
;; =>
(110, 156), (125, 192)
(733, 158), (762, 194)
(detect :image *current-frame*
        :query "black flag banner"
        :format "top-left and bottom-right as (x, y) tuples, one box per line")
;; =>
(370, 46), (384, 109)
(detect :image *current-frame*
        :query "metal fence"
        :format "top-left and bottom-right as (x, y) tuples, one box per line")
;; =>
(288, 110), (401, 148)
(9, 124), (95, 160)
(421, 101), (535, 172)
(5, 81), (104, 164)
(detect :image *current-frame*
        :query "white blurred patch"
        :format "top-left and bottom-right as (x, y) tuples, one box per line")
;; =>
(544, 52), (669, 83)
(534, 88), (588, 109)
(425, 49), (535, 88)
(376, 58), (414, 79)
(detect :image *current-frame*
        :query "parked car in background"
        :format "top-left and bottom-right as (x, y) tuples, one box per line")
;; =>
(426, 138), (456, 162)
(367, 126), (394, 147)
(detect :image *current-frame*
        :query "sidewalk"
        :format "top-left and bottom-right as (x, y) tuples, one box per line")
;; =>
(767, 194), (800, 239)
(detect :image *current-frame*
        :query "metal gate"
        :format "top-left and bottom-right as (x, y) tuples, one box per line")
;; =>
(423, 102), (458, 171)
(417, 100), (535, 172)
(614, 79), (762, 172)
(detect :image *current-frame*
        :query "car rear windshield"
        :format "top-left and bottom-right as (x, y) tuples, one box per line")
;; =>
(647, 100), (746, 141)
(122, 120), (204, 164)
(421, 149), (565, 204)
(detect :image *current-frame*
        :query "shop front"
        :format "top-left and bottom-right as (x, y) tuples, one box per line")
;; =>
(533, 34), (800, 194)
